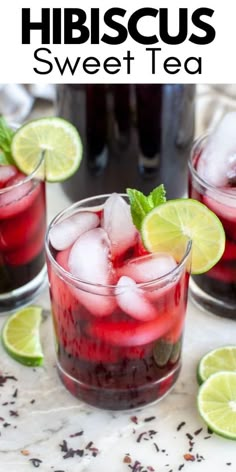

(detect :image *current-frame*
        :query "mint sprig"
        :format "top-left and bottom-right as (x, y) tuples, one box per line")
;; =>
(0, 117), (15, 164)
(126, 184), (166, 230)
(147, 185), (166, 208)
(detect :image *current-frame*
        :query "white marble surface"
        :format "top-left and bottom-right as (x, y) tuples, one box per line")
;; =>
(1, 292), (236, 472)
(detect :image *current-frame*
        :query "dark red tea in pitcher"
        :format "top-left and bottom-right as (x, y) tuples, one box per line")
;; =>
(57, 84), (195, 200)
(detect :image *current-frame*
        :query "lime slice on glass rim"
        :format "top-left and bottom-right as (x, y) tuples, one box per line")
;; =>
(197, 371), (236, 440)
(197, 346), (236, 385)
(11, 117), (83, 182)
(141, 199), (225, 274)
(1, 306), (44, 366)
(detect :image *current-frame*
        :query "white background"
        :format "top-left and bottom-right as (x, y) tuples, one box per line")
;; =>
(0, 0), (234, 83)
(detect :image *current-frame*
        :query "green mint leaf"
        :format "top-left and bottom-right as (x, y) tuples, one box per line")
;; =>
(0, 151), (9, 165)
(0, 116), (15, 164)
(127, 184), (167, 231)
(126, 188), (152, 230)
(147, 184), (166, 207)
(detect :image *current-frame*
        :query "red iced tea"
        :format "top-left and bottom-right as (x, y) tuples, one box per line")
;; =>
(0, 164), (46, 311)
(189, 133), (236, 318)
(46, 194), (191, 410)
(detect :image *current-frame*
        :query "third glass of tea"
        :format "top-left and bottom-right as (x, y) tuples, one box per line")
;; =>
(189, 115), (236, 318)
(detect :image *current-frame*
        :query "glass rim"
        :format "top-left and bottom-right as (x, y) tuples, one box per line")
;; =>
(45, 193), (192, 290)
(189, 134), (236, 200)
(0, 151), (45, 195)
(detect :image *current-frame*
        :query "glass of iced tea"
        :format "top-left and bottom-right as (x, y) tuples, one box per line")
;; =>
(189, 113), (236, 319)
(46, 193), (192, 410)
(0, 155), (46, 313)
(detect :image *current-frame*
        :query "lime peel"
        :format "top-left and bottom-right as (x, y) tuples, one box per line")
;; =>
(2, 305), (44, 366)
(197, 345), (236, 385)
(11, 117), (83, 182)
(141, 198), (225, 275)
(197, 371), (236, 440)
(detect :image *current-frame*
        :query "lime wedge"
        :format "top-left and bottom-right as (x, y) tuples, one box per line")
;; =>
(197, 371), (236, 440)
(197, 346), (236, 385)
(2, 306), (44, 366)
(11, 117), (83, 182)
(141, 199), (225, 274)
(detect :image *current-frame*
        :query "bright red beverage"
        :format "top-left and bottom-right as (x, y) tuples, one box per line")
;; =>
(46, 194), (191, 410)
(189, 132), (236, 318)
(0, 163), (46, 312)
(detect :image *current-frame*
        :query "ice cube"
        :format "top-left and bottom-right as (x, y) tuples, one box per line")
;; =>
(0, 176), (36, 219)
(86, 313), (174, 346)
(118, 253), (177, 283)
(68, 228), (112, 283)
(49, 211), (99, 250)
(198, 112), (236, 186)
(56, 246), (70, 271)
(116, 276), (157, 321)
(203, 188), (236, 222)
(0, 165), (18, 188)
(118, 253), (179, 304)
(0, 193), (44, 251)
(102, 193), (138, 257)
(68, 228), (116, 316)
(0, 172), (32, 205)
(49, 248), (79, 316)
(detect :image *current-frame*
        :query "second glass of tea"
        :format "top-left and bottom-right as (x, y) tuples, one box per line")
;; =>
(0, 155), (46, 313)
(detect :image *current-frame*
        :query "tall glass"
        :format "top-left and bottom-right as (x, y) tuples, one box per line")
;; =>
(189, 136), (236, 319)
(0, 156), (46, 313)
(46, 195), (192, 410)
